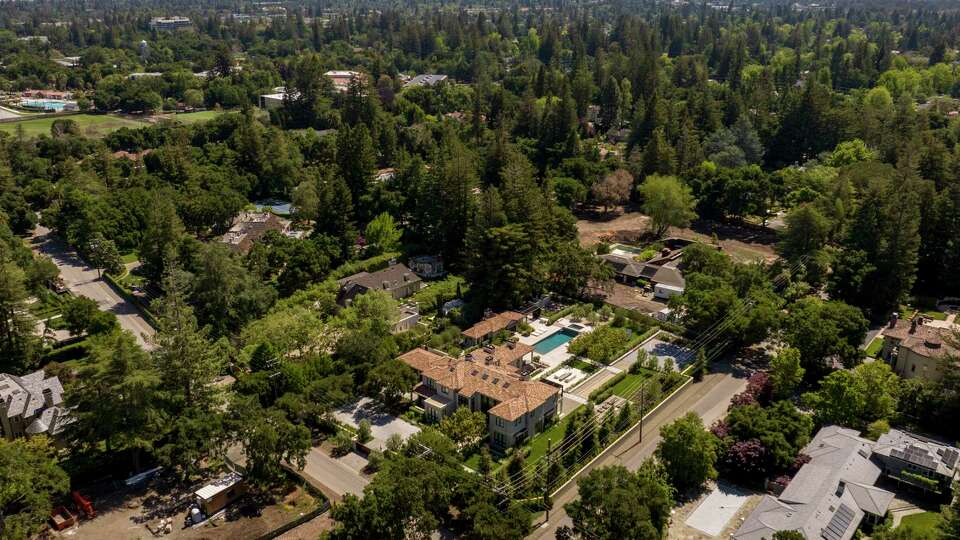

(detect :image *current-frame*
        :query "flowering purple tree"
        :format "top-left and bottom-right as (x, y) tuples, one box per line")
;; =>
(723, 439), (769, 483)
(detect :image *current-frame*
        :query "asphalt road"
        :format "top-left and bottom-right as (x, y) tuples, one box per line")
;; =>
(30, 224), (156, 350)
(528, 363), (749, 539)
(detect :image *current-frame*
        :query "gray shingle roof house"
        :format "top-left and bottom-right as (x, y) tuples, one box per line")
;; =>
(872, 428), (959, 494)
(599, 254), (646, 280)
(0, 370), (71, 440)
(734, 426), (895, 540)
(404, 74), (449, 88)
(599, 254), (686, 289)
(336, 263), (423, 306)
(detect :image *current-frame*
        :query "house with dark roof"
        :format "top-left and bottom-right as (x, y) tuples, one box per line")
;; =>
(599, 254), (646, 284)
(599, 253), (686, 297)
(403, 74), (449, 88)
(734, 426), (895, 540)
(872, 428), (959, 495)
(0, 370), (70, 441)
(881, 315), (958, 382)
(336, 263), (423, 306)
(399, 346), (557, 451)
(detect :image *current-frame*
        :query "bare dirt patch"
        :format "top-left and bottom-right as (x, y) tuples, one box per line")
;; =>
(575, 209), (779, 264)
(58, 478), (321, 540)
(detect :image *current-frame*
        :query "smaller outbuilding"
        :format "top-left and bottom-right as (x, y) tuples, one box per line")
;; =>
(194, 473), (246, 516)
(403, 74), (449, 88)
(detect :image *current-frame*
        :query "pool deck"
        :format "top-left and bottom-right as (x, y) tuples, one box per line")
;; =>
(519, 317), (596, 371)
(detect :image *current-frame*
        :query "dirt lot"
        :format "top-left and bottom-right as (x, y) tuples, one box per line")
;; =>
(576, 209), (778, 264)
(56, 478), (324, 540)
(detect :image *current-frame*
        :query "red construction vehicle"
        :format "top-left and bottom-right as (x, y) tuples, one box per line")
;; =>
(72, 491), (96, 519)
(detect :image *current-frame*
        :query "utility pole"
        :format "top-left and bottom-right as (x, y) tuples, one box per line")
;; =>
(544, 437), (552, 521)
(638, 382), (645, 445)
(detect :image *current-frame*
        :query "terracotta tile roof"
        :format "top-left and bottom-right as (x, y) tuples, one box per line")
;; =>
(462, 311), (525, 340)
(467, 342), (533, 371)
(398, 347), (558, 422)
(398, 348), (448, 373)
(489, 380), (559, 421)
(885, 319), (958, 358)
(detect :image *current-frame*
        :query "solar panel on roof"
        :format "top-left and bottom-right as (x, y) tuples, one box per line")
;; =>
(822, 504), (855, 540)
(943, 448), (959, 469)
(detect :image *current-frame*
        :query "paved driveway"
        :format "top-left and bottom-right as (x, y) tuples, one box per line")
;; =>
(334, 398), (421, 451)
(30, 225), (155, 350)
(300, 448), (369, 503)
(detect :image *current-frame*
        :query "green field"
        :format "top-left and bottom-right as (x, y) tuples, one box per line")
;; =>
(898, 511), (941, 536)
(0, 114), (148, 137)
(607, 370), (655, 399)
(159, 110), (229, 124)
(0, 110), (233, 138)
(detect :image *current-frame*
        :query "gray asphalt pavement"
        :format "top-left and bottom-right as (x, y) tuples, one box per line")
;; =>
(30, 224), (156, 350)
(528, 363), (749, 539)
(300, 448), (369, 503)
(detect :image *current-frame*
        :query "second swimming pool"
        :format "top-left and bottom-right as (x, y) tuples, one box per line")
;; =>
(533, 328), (580, 354)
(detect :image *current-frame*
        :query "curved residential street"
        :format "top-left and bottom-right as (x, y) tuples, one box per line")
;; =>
(527, 363), (749, 539)
(30, 224), (156, 350)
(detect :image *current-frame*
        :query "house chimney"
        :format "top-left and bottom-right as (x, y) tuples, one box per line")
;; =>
(42, 388), (54, 408)
(889, 312), (899, 328)
(910, 317), (918, 334)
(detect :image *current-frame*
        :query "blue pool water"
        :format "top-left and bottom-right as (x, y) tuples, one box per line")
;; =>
(534, 328), (579, 354)
(20, 98), (71, 111)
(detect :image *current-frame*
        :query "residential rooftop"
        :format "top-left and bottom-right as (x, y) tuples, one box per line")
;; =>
(884, 317), (958, 358)
(734, 425), (894, 540)
(873, 428), (960, 478)
(0, 370), (70, 437)
(399, 348), (557, 421)
(337, 263), (421, 294)
(404, 74), (449, 87)
(462, 311), (525, 340)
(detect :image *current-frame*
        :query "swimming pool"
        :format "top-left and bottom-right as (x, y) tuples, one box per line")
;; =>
(20, 98), (73, 111)
(533, 328), (579, 354)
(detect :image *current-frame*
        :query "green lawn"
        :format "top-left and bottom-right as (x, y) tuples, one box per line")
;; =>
(567, 357), (598, 373)
(898, 512), (941, 535)
(921, 309), (948, 321)
(607, 371), (654, 399)
(165, 110), (229, 124)
(120, 251), (139, 264)
(865, 338), (884, 358)
(0, 114), (148, 138)
(522, 406), (583, 464)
